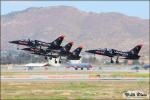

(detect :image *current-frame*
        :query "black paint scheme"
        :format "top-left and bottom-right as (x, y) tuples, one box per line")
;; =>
(85, 45), (143, 63)
(9, 35), (64, 50)
(22, 42), (74, 59)
(47, 46), (83, 63)
(67, 46), (83, 60)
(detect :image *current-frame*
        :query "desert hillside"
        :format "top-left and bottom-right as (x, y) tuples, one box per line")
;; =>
(1, 6), (149, 56)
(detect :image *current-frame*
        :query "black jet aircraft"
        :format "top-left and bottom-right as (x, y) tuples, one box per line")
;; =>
(22, 41), (73, 62)
(45, 46), (83, 63)
(9, 39), (41, 49)
(9, 35), (65, 50)
(85, 45), (143, 63)
(42, 46), (83, 63)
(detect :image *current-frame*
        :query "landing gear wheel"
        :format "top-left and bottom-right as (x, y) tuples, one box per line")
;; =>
(75, 68), (78, 70)
(55, 60), (57, 64)
(45, 56), (47, 60)
(110, 58), (114, 63)
(17, 45), (19, 50)
(116, 60), (119, 64)
(55, 59), (57, 64)
(81, 68), (83, 70)
(59, 60), (61, 63)
(116, 56), (119, 64)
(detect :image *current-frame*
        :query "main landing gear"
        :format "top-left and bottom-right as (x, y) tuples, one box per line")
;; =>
(55, 59), (57, 64)
(54, 59), (61, 64)
(110, 57), (119, 64)
(54, 58), (62, 64)
(46, 55), (62, 64)
(17, 45), (19, 50)
(59, 60), (61, 63)
(45, 56), (47, 60)
(116, 56), (119, 64)
(110, 58), (114, 63)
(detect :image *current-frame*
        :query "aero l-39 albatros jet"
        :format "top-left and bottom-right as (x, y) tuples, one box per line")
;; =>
(85, 45), (143, 64)
(22, 42), (74, 63)
(9, 35), (65, 50)
(46, 46), (83, 63)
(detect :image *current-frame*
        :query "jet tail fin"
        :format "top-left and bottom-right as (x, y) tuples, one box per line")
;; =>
(73, 46), (83, 56)
(51, 35), (65, 46)
(129, 44), (143, 55)
(64, 42), (73, 52)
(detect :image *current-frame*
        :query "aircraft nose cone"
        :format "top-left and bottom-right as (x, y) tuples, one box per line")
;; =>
(85, 50), (89, 52)
(85, 50), (92, 53)
(9, 40), (19, 44)
(22, 48), (34, 52)
(21, 48), (29, 50)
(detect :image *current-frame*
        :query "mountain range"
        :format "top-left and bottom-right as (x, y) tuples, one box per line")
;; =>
(1, 6), (149, 56)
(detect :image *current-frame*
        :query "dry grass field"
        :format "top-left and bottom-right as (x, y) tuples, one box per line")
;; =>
(1, 70), (149, 100)
(1, 80), (149, 100)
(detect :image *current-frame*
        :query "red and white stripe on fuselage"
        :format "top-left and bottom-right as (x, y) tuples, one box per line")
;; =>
(95, 50), (104, 55)
(19, 41), (28, 45)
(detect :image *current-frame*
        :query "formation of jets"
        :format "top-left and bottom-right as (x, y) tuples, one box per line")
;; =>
(9, 35), (82, 63)
(9, 35), (142, 64)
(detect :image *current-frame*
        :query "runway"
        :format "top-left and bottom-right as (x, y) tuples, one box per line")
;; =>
(1, 75), (149, 82)
(1, 65), (149, 73)
(1, 65), (149, 82)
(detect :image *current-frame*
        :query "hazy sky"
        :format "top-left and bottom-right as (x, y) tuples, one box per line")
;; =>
(1, 1), (149, 19)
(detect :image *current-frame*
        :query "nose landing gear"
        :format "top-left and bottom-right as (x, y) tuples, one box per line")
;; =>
(110, 57), (119, 64)
(59, 60), (61, 63)
(55, 59), (57, 64)
(17, 45), (19, 50)
(59, 56), (61, 63)
(45, 57), (47, 60)
(110, 58), (114, 63)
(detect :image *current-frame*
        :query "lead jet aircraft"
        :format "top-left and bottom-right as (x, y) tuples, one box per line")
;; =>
(85, 45), (143, 64)
(9, 35), (65, 50)
(9, 39), (41, 49)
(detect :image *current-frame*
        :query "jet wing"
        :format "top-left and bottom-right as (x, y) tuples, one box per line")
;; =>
(22, 48), (42, 52)
(31, 52), (60, 58)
